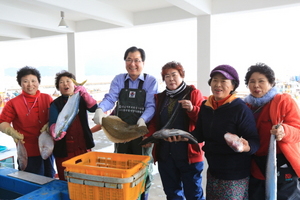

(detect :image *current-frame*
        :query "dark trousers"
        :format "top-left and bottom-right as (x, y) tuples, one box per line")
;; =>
(158, 156), (205, 200)
(22, 154), (55, 178)
(249, 175), (300, 200)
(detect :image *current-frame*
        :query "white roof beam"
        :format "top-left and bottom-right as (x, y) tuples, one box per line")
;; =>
(0, 23), (30, 39)
(34, 0), (134, 27)
(166, 0), (211, 15)
(0, 4), (75, 33)
(134, 7), (194, 25)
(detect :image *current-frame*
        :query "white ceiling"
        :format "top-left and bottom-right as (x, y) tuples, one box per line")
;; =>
(1, 0), (300, 41)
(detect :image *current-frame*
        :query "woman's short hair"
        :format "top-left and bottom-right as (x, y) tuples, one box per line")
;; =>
(161, 61), (185, 81)
(16, 66), (41, 86)
(244, 63), (276, 87)
(55, 70), (76, 90)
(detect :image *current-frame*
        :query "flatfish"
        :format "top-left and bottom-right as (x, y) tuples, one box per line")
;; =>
(17, 140), (28, 171)
(38, 130), (54, 160)
(102, 116), (148, 143)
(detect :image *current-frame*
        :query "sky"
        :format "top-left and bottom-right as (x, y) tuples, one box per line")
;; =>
(1, 5), (300, 93)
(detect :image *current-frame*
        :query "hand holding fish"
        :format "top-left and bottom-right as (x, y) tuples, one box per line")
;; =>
(93, 108), (108, 125)
(178, 100), (193, 112)
(50, 123), (66, 141)
(141, 136), (153, 148)
(164, 135), (189, 142)
(40, 122), (49, 133)
(137, 118), (146, 127)
(224, 132), (250, 152)
(4, 127), (24, 143)
(270, 122), (285, 141)
(74, 85), (97, 109)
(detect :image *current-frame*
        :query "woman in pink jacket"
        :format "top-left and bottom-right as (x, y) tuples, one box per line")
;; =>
(244, 63), (300, 199)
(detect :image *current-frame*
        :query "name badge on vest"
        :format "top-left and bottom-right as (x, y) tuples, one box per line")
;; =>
(129, 91), (136, 98)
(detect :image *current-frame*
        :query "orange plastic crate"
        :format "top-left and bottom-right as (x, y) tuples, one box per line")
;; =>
(62, 151), (150, 200)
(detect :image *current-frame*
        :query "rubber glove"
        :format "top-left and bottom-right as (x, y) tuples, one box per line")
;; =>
(40, 122), (49, 133)
(74, 85), (97, 108)
(50, 123), (66, 141)
(137, 118), (146, 127)
(4, 127), (24, 143)
(93, 108), (107, 125)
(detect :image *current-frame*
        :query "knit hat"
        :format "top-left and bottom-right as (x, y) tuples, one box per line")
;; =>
(210, 65), (239, 88)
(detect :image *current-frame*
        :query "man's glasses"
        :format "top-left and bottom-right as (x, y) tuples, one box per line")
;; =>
(125, 59), (142, 63)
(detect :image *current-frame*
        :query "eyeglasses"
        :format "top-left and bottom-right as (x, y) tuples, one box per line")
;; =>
(164, 73), (179, 80)
(125, 59), (142, 64)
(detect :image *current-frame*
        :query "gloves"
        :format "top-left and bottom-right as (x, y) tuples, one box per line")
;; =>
(93, 108), (107, 125)
(40, 122), (49, 133)
(74, 85), (97, 108)
(4, 127), (24, 143)
(137, 118), (146, 127)
(50, 123), (66, 141)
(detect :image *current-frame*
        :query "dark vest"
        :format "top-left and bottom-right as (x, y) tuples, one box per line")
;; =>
(116, 74), (147, 125)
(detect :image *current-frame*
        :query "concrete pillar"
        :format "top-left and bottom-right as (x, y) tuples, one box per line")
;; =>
(197, 15), (211, 97)
(67, 33), (84, 81)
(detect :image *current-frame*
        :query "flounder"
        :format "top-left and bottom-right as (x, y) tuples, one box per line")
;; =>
(102, 116), (148, 143)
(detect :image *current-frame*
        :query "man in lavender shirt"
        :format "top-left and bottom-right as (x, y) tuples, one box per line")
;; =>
(93, 46), (158, 200)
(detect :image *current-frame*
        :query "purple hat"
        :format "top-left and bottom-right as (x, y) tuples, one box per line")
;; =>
(210, 65), (239, 88)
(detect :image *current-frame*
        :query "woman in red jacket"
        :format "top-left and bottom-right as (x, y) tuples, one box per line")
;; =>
(0, 66), (55, 177)
(145, 61), (205, 200)
(244, 63), (300, 199)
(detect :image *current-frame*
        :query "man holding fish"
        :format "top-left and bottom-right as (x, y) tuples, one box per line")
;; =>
(49, 70), (98, 180)
(0, 66), (55, 178)
(93, 46), (158, 200)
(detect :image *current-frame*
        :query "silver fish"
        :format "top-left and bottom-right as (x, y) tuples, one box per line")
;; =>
(54, 79), (86, 139)
(266, 135), (277, 200)
(17, 140), (28, 171)
(38, 130), (54, 160)
(139, 129), (198, 145)
(102, 115), (148, 143)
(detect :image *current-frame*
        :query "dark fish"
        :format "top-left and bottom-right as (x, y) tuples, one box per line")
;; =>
(102, 116), (148, 143)
(17, 140), (28, 171)
(38, 130), (54, 160)
(139, 129), (198, 145)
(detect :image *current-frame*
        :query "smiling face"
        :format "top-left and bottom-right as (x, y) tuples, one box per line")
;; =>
(248, 72), (273, 98)
(21, 74), (40, 95)
(125, 51), (144, 80)
(164, 68), (183, 90)
(58, 76), (75, 96)
(210, 73), (234, 101)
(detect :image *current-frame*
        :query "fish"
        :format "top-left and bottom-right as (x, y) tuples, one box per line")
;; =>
(54, 79), (86, 139)
(139, 129), (198, 146)
(17, 140), (28, 171)
(266, 128), (279, 199)
(102, 115), (148, 143)
(224, 132), (244, 152)
(38, 130), (54, 160)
